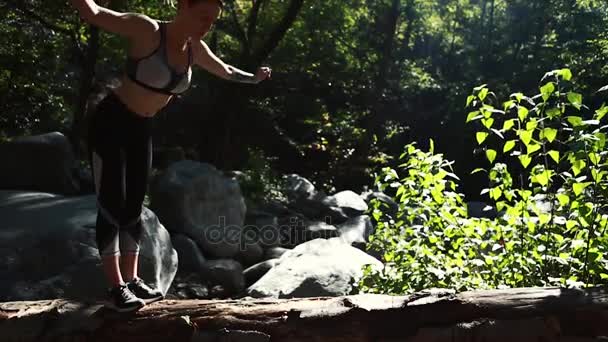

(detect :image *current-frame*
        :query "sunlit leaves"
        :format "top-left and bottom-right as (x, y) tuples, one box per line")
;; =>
(519, 154), (532, 168)
(476, 131), (489, 144)
(518, 129), (533, 145)
(573, 182), (592, 196)
(503, 140), (516, 153)
(540, 82), (555, 101)
(518, 106), (529, 121)
(567, 116), (584, 127)
(486, 149), (497, 164)
(503, 119), (516, 132)
(568, 92), (583, 110)
(467, 111), (482, 122)
(479, 88), (489, 101)
(541, 128), (558, 142)
(548, 150), (560, 163)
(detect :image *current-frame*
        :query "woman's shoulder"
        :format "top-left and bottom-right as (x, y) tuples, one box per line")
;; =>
(128, 13), (162, 32)
(120, 14), (164, 44)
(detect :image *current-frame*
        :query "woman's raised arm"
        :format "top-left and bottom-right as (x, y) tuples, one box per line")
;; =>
(70, 0), (155, 39)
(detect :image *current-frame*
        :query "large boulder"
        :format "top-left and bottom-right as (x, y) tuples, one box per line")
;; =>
(247, 238), (383, 299)
(201, 259), (245, 296)
(243, 259), (280, 287)
(0, 190), (178, 301)
(303, 220), (340, 240)
(150, 161), (247, 259)
(282, 174), (319, 201)
(325, 190), (369, 217)
(268, 216), (340, 248)
(254, 200), (292, 218)
(171, 234), (206, 274)
(263, 247), (291, 260)
(287, 188), (369, 225)
(235, 240), (265, 268)
(243, 209), (282, 249)
(336, 215), (374, 249)
(167, 273), (210, 299)
(360, 190), (399, 218)
(0, 132), (79, 195)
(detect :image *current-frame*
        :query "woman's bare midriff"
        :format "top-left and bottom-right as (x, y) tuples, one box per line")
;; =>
(112, 75), (174, 117)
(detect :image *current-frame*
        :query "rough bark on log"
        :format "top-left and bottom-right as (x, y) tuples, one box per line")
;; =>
(1, 286), (608, 341)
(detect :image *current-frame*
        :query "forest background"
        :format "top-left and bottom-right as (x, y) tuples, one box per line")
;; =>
(2, 0), (605, 199)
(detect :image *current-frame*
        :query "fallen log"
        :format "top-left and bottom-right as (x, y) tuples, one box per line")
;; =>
(1, 286), (607, 341)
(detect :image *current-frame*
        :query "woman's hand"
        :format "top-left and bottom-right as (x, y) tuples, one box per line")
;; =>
(255, 67), (272, 83)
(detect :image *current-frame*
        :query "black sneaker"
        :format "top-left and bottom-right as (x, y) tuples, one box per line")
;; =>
(105, 283), (146, 312)
(127, 277), (164, 304)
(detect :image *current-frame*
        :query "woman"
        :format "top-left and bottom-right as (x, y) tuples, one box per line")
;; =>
(70, 0), (272, 312)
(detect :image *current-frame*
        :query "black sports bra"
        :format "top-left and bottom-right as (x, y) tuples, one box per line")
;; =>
(125, 22), (193, 95)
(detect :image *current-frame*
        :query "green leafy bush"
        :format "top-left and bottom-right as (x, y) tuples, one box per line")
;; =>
(357, 69), (608, 294)
(238, 147), (286, 204)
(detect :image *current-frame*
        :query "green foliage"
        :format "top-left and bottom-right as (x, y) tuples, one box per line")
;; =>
(4, 0), (608, 200)
(0, 7), (74, 136)
(358, 70), (608, 294)
(306, 109), (376, 193)
(238, 147), (286, 204)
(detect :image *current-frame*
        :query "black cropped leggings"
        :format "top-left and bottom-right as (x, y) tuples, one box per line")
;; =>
(87, 92), (154, 258)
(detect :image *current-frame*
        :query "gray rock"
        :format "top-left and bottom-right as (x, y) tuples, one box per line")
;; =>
(74, 164), (95, 194)
(360, 190), (399, 217)
(237, 241), (265, 268)
(270, 218), (338, 247)
(187, 284), (210, 299)
(254, 200), (291, 217)
(244, 209), (277, 226)
(244, 210), (282, 249)
(264, 247), (290, 260)
(291, 196), (329, 220)
(0, 132), (79, 195)
(0, 190), (177, 301)
(225, 170), (248, 184)
(276, 214), (307, 248)
(281, 175), (362, 224)
(466, 201), (498, 219)
(243, 259), (280, 287)
(336, 215), (374, 249)
(287, 190), (366, 225)
(168, 273), (210, 299)
(283, 174), (317, 201)
(201, 259), (245, 295)
(150, 160), (247, 259)
(171, 234), (206, 274)
(324, 190), (368, 217)
(304, 220), (339, 240)
(175, 283), (209, 299)
(209, 284), (231, 299)
(247, 238), (383, 298)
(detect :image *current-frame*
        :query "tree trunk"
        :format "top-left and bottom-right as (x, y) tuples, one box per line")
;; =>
(2, 287), (608, 341)
(248, 0), (304, 69)
(198, 0), (304, 170)
(485, 0), (496, 61)
(400, 0), (416, 57)
(478, 0), (487, 61)
(355, 0), (402, 165)
(69, 25), (99, 160)
(376, 0), (401, 95)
